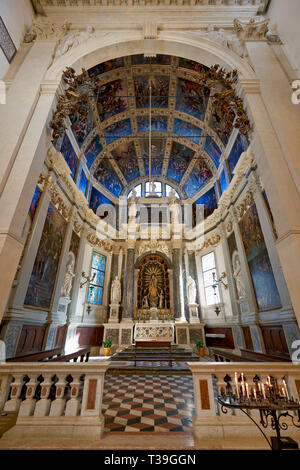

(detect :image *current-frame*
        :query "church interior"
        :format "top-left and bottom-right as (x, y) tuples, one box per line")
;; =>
(0, 0), (300, 451)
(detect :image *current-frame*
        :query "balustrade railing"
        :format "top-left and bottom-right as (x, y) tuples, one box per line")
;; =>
(0, 362), (109, 440)
(188, 362), (300, 449)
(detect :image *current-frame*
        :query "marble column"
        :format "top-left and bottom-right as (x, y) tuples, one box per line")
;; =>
(172, 246), (186, 323)
(123, 244), (135, 322)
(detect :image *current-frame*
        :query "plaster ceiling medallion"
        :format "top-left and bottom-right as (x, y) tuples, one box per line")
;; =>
(51, 55), (252, 202)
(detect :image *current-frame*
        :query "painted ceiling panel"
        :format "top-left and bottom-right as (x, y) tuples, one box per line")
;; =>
(60, 133), (78, 179)
(134, 75), (169, 108)
(228, 133), (249, 176)
(173, 118), (202, 144)
(94, 158), (124, 197)
(71, 107), (94, 148)
(183, 159), (213, 198)
(203, 136), (222, 169)
(142, 138), (165, 176)
(176, 78), (210, 120)
(85, 135), (102, 169)
(97, 78), (128, 121)
(104, 119), (132, 144)
(111, 142), (140, 182)
(196, 186), (218, 218)
(167, 141), (195, 183)
(88, 57), (125, 77)
(137, 115), (168, 132)
(209, 104), (235, 147)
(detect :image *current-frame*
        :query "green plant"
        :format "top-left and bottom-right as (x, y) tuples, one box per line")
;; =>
(102, 339), (112, 348)
(196, 339), (204, 349)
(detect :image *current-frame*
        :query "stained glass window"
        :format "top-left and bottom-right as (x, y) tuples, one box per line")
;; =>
(87, 252), (106, 304)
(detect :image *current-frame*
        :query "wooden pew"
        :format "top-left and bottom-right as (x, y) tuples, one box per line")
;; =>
(6, 347), (63, 362)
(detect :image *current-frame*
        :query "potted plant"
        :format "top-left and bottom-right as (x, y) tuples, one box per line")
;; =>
(196, 339), (205, 357)
(102, 339), (112, 356)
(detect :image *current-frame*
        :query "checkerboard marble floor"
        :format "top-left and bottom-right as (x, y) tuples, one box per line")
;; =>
(102, 375), (195, 432)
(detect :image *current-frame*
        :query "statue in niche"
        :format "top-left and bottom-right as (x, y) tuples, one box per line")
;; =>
(142, 295), (149, 309)
(148, 273), (159, 307)
(61, 254), (75, 298)
(111, 275), (121, 304)
(159, 290), (164, 309)
(232, 251), (246, 299)
(187, 275), (197, 304)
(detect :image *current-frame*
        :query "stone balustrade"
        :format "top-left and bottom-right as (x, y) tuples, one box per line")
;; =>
(188, 362), (300, 449)
(0, 361), (109, 440)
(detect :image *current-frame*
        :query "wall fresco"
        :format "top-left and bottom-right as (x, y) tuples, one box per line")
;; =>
(131, 54), (171, 65)
(196, 186), (218, 218)
(94, 158), (124, 197)
(89, 186), (114, 214)
(219, 163), (230, 194)
(88, 57), (125, 76)
(228, 133), (249, 177)
(77, 165), (88, 196)
(203, 135), (221, 168)
(70, 107), (94, 148)
(178, 58), (209, 73)
(84, 135), (102, 169)
(60, 133), (78, 179)
(209, 105), (234, 146)
(239, 204), (281, 310)
(24, 205), (67, 309)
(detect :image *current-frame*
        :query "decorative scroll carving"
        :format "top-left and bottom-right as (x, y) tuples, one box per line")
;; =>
(87, 233), (113, 252)
(235, 191), (254, 220)
(48, 183), (72, 221)
(201, 25), (245, 58)
(73, 220), (83, 235)
(196, 234), (221, 252)
(233, 17), (270, 42)
(55, 26), (96, 58)
(137, 240), (170, 258)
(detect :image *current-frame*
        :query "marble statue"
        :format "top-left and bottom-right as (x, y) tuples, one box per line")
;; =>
(202, 25), (244, 58)
(142, 295), (149, 308)
(187, 275), (197, 304)
(159, 290), (164, 309)
(61, 257), (75, 298)
(232, 252), (246, 299)
(111, 275), (121, 304)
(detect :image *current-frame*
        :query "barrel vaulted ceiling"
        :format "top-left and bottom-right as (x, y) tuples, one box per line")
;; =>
(57, 54), (249, 206)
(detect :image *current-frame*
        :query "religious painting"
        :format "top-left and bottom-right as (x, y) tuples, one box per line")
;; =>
(88, 57), (125, 77)
(176, 78), (210, 120)
(137, 254), (170, 310)
(178, 58), (209, 73)
(29, 186), (41, 222)
(24, 204), (67, 309)
(167, 141), (195, 183)
(97, 78), (128, 121)
(70, 107), (94, 148)
(77, 165), (88, 196)
(0, 16), (17, 63)
(209, 105), (234, 146)
(134, 75), (169, 108)
(141, 138), (165, 176)
(219, 163), (230, 194)
(173, 118), (202, 144)
(196, 186), (218, 218)
(89, 186), (114, 214)
(137, 115), (168, 132)
(60, 133), (78, 179)
(131, 54), (171, 65)
(104, 119), (132, 144)
(111, 142), (140, 182)
(84, 135), (102, 169)
(228, 133), (249, 177)
(204, 136), (221, 168)
(87, 252), (107, 305)
(239, 204), (281, 310)
(94, 159), (124, 197)
(183, 159), (212, 197)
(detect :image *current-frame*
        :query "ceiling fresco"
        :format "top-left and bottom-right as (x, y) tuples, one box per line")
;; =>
(56, 54), (250, 208)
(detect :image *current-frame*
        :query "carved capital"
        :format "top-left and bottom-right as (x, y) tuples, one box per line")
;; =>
(234, 17), (270, 42)
(87, 233), (113, 252)
(28, 21), (71, 42)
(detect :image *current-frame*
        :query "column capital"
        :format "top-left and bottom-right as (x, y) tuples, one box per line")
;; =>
(233, 17), (270, 43)
(237, 78), (261, 96)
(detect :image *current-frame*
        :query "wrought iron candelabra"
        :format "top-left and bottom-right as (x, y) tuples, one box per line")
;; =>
(217, 373), (300, 450)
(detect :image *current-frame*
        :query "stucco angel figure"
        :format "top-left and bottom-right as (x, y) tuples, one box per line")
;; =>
(61, 256), (75, 298)
(56, 25), (95, 58)
(187, 275), (197, 304)
(111, 276), (121, 304)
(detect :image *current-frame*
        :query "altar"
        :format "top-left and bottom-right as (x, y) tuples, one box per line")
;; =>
(134, 322), (174, 345)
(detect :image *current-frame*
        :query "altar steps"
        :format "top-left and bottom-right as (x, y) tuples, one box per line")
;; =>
(106, 345), (210, 375)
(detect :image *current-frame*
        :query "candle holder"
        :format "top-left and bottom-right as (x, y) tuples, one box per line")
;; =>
(217, 373), (300, 450)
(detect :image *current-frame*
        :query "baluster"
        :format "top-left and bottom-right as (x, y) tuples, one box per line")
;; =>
(65, 374), (82, 416)
(34, 374), (54, 416)
(3, 374), (25, 412)
(0, 374), (13, 410)
(49, 375), (67, 416)
(18, 374), (40, 416)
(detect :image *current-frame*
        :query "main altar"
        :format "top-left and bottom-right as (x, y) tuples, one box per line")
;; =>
(134, 322), (174, 344)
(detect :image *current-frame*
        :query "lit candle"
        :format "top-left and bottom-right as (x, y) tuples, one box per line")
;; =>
(253, 388), (257, 400)
(283, 379), (290, 400)
(258, 383), (261, 393)
(267, 376), (271, 387)
(262, 383), (266, 399)
(235, 372), (240, 398)
(281, 387), (286, 398)
(246, 383), (250, 399)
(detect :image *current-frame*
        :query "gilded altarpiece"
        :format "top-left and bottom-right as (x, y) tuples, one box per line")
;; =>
(137, 254), (170, 319)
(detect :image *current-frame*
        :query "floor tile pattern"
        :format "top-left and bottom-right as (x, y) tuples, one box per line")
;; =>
(102, 374), (195, 432)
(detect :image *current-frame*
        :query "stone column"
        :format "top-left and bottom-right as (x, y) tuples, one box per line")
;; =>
(238, 41), (300, 330)
(123, 242), (135, 322)
(172, 244), (186, 323)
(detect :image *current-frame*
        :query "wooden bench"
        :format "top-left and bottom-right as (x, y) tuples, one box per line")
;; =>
(210, 348), (246, 363)
(211, 347), (291, 363)
(49, 347), (90, 363)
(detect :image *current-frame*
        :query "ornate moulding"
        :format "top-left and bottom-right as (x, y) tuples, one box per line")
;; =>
(233, 17), (270, 42)
(87, 233), (114, 253)
(136, 240), (171, 260)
